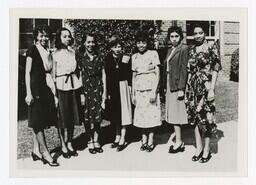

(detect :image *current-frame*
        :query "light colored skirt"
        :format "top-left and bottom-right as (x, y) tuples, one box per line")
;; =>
(165, 76), (188, 125)
(133, 90), (162, 128)
(119, 81), (132, 126)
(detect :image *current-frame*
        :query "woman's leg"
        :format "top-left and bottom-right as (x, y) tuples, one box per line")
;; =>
(147, 128), (154, 146)
(58, 128), (68, 153)
(114, 122), (121, 143)
(194, 125), (203, 156)
(67, 125), (75, 151)
(119, 125), (127, 145)
(32, 131), (42, 158)
(93, 123), (100, 146)
(34, 130), (54, 162)
(173, 125), (182, 149)
(202, 112), (214, 157)
(141, 128), (147, 144)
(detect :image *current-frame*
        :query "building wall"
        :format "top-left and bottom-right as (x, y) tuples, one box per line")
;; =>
(157, 20), (240, 81)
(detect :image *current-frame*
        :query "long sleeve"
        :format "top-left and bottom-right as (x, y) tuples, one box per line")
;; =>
(178, 46), (189, 91)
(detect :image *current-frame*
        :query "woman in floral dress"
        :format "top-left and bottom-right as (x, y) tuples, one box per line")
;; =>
(132, 31), (161, 152)
(76, 33), (106, 154)
(186, 24), (221, 163)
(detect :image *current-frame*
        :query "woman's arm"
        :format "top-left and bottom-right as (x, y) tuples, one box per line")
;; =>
(25, 57), (33, 105)
(102, 68), (107, 100)
(132, 71), (137, 105)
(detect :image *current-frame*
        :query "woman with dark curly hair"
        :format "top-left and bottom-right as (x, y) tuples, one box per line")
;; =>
(186, 24), (221, 163)
(25, 26), (59, 166)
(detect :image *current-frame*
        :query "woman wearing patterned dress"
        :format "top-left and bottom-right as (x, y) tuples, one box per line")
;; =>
(186, 24), (221, 163)
(76, 33), (106, 154)
(164, 26), (189, 154)
(132, 31), (161, 152)
(53, 27), (82, 158)
(25, 26), (59, 166)
(105, 35), (132, 152)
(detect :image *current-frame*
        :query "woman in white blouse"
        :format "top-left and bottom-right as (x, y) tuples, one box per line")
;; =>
(53, 27), (82, 158)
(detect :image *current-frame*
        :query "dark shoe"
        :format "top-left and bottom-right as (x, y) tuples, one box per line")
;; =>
(95, 147), (103, 153)
(111, 142), (119, 148)
(199, 152), (212, 163)
(168, 142), (185, 153)
(62, 151), (71, 159)
(41, 157), (60, 167)
(140, 143), (148, 151)
(31, 152), (41, 161)
(192, 150), (203, 162)
(68, 148), (78, 157)
(146, 144), (155, 152)
(116, 143), (127, 152)
(88, 142), (97, 154)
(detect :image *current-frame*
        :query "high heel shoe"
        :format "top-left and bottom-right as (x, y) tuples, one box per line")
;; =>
(146, 144), (155, 152)
(192, 150), (203, 162)
(41, 157), (60, 167)
(111, 142), (119, 148)
(140, 143), (148, 151)
(31, 152), (41, 161)
(62, 150), (71, 159)
(116, 142), (127, 152)
(67, 148), (78, 157)
(88, 141), (97, 154)
(168, 142), (185, 153)
(199, 152), (212, 163)
(94, 142), (103, 153)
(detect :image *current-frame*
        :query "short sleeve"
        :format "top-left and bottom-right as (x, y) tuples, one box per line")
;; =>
(26, 45), (35, 58)
(152, 50), (160, 66)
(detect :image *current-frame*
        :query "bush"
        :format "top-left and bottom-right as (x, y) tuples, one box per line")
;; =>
(230, 48), (239, 82)
(65, 19), (157, 55)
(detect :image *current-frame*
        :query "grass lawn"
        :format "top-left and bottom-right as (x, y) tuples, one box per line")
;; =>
(17, 80), (238, 159)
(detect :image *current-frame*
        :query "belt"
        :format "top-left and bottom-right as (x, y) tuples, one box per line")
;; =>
(56, 72), (75, 88)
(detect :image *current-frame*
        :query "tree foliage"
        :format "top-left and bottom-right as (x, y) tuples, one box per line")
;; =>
(65, 19), (157, 55)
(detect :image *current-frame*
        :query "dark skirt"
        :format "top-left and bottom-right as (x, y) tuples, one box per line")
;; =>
(28, 87), (57, 133)
(57, 89), (81, 128)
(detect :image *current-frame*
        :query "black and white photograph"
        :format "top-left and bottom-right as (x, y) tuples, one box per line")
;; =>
(9, 8), (247, 177)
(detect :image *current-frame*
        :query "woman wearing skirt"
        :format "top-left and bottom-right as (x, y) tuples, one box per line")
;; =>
(164, 26), (189, 153)
(105, 35), (132, 152)
(53, 27), (82, 158)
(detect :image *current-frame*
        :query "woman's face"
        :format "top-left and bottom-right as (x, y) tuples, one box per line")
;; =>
(60, 30), (72, 47)
(84, 36), (96, 53)
(193, 27), (205, 44)
(111, 43), (122, 57)
(37, 31), (49, 47)
(169, 31), (181, 47)
(136, 40), (147, 53)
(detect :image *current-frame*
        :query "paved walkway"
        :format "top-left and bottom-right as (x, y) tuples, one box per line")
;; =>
(17, 120), (237, 175)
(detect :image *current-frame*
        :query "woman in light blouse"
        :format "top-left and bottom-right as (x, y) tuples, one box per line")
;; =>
(53, 27), (82, 158)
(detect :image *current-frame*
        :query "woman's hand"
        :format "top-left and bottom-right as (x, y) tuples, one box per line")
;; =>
(80, 94), (85, 106)
(149, 92), (157, 104)
(207, 89), (215, 101)
(25, 94), (34, 106)
(101, 96), (106, 110)
(177, 90), (184, 101)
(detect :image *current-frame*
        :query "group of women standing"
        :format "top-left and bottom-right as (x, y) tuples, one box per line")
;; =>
(25, 23), (221, 167)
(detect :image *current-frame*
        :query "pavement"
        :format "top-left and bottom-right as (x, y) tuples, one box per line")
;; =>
(16, 120), (238, 175)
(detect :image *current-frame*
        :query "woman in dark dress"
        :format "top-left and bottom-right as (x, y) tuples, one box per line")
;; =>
(25, 26), (59, 167)
(105, 35), (132, 152)
(185, 24), (221, 163)
(76, 33), (106, 154)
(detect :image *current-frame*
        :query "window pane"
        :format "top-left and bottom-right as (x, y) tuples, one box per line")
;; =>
(19, 19), (33, 33)
(35, 19), (48, 27)
(19, 34), (34, 49)
(49, 19), (62, 34)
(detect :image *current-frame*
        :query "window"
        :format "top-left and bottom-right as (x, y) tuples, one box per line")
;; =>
(19, 18), (63, 50)
(186, 21), (219, 45)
